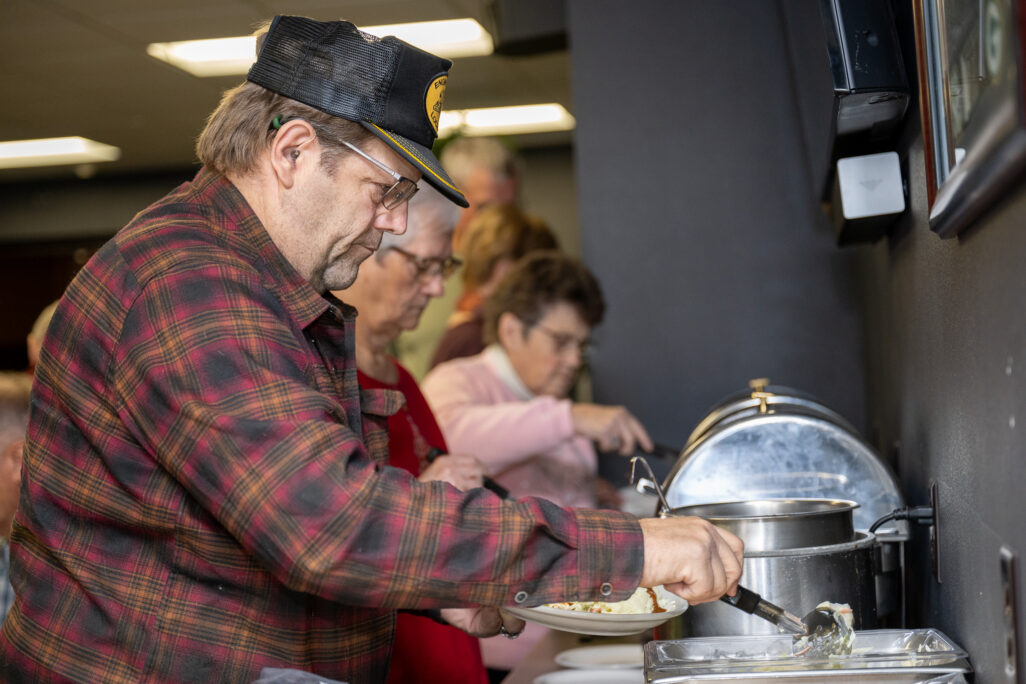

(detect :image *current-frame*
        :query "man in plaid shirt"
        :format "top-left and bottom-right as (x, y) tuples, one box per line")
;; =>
(0, 16), (743, 684)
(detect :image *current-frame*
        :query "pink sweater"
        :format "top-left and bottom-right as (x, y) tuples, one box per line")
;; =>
(421, 346), (597, 509)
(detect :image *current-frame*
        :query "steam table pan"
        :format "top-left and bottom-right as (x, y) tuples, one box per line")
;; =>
(644, 628), (971, 683)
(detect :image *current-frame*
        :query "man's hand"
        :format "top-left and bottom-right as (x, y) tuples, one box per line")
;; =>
(440, 607), (525, 639)
(0, 439), (24, 540)
(570, 403), (653, 455)
(418, 453), (485, 491)
(638, 516), (744, 605)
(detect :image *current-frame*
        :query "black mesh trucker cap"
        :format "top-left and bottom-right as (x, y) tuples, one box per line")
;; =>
(247, 16), (468, 207)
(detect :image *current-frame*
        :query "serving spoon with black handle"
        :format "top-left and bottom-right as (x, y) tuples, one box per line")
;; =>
(721, 590), (854, 656)
(720, 585), (806, 635)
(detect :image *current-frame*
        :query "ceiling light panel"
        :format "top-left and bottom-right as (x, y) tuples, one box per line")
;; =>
(0, 137), (121, 169)
(147, 19), (493, 77)
(439, 104), (576, 137)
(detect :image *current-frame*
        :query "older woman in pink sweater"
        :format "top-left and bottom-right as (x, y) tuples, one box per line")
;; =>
(421, 251), (653, 676)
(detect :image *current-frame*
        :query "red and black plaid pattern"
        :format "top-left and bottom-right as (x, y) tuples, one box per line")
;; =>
(0, 168), (644, 683)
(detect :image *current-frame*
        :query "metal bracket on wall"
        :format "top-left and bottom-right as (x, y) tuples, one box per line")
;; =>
(1001, 546), (1021, 683)
(929, 480), (941, 583)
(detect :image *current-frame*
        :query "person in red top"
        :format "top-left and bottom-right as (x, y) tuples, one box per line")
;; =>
(337, 184), (489, 683)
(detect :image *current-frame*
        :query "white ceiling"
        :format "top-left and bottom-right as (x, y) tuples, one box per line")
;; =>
(0, 0), (573, 184)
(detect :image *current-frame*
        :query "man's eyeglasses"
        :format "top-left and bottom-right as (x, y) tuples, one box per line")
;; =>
(389, 246), (462, 281)
(531, 322), (593, 358)
(340, 141), (419, 210)
(269, 116), (419, 210)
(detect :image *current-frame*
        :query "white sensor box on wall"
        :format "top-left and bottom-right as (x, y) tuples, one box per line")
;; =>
(836, 151), (905, 219)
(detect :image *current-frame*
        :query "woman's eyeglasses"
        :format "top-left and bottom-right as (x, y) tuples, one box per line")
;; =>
(389, 247), (462, 281)
(531, 322), (594, 358)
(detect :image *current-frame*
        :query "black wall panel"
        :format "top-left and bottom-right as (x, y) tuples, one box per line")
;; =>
(566, 0), (865, 444)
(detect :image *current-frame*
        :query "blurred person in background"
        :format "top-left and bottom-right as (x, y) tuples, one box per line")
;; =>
(0, 372), (31, 622)
(0, 301), (54, 622)
(441, 137), (521, 252)
(422, 251), (654, 678)
(333, 184), (489, 684)
(430, 204), (558, 370)
(394, 137), (522, 380)
(25, 300), (58, 374)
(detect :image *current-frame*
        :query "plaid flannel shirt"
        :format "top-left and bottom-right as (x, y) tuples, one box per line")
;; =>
(0, 168), (644, 684)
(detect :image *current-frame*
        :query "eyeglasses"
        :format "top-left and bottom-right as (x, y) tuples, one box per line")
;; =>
(531, 322), (593, 358)
(269, 116), (419, 209)
(340, 141), (420, 210)
(389, 246), (463, 281)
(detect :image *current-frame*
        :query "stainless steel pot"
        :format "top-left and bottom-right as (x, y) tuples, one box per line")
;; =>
(645, 496), (876, 637)
(628, 459), (881, 637)
(663, 499), (857, 551)
(657, 532), (878, 638)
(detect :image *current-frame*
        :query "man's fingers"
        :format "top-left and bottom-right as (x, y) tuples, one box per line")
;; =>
(637, 516), (747, 605)
(706, 551), (727, 602)
(711, 525), (744, 588)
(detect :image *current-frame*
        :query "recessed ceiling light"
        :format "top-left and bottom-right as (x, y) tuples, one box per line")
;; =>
(147, 36), (257, 78)
(147, 19), (493, 78)
(439, 104), (576, 137)
(0, 137), (121, 170)
(362, 19), (493, 58)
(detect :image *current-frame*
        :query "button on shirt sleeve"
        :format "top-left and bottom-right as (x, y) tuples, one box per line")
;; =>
(110, 263), (643, 608)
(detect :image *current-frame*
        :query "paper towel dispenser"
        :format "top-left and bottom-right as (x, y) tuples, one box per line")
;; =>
(820, 0), (910, 137)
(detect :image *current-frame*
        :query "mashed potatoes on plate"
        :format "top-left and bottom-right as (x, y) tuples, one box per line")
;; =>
(546, 587), (663, 614)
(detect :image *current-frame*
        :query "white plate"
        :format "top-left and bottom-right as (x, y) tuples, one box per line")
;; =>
(534, 669), (645, 684)
(506, 586), (687, 636)
(554, 643), (644, 669)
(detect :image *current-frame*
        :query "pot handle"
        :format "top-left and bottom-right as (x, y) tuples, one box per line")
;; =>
(629, 456), (672, 515)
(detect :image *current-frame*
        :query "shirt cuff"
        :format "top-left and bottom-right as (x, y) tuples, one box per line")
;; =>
(572, 507), (645, 602)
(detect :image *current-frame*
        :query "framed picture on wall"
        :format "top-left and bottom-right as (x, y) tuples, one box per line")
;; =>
(913, 0), (1026, 238)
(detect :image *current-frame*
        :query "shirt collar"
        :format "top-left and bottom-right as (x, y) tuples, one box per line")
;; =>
(195, 167), (334, 329)
(483, 344), (535, 400)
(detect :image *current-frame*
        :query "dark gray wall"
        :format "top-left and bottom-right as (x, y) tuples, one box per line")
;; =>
(855, 2), (1026, 670)
(857, 142), (1026, 682)
(566, 0), (866, 445)
(569, 0), (1026, 680)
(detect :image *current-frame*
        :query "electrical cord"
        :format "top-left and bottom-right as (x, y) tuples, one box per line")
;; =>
(869, 505), (935, 533)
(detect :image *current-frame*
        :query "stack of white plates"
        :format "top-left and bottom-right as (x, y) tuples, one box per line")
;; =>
(534, 644), (645, 684)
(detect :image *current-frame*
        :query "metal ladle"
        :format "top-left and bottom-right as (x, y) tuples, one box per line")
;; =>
(793, 605), (854, 657)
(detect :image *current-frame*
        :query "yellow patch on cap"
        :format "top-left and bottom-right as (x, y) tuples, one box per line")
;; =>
(425, 75), (447, 135)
